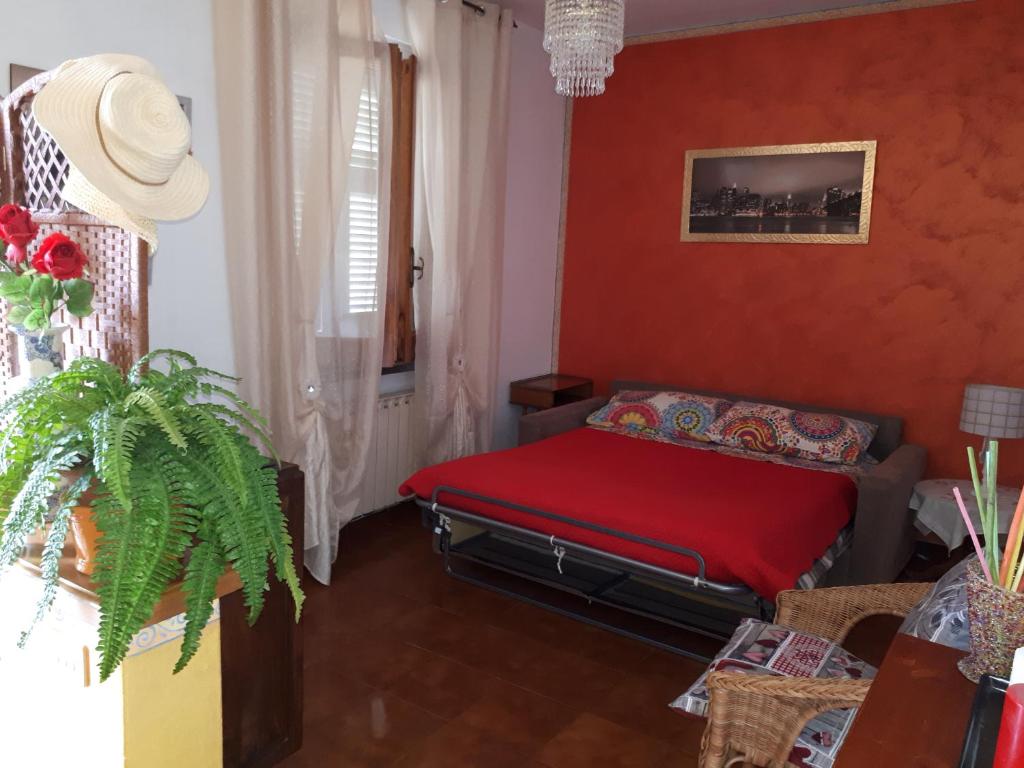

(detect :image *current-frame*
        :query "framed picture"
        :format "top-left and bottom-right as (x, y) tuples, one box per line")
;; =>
(9, 63), (43, 93)
(680, 141), (877, 244)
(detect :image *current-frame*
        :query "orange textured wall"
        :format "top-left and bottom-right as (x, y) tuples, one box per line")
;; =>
(558, 0), (1024, 480)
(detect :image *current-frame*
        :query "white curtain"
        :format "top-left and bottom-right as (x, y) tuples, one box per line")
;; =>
(213, 0), (392, 583)
(406, 0), (512, 466)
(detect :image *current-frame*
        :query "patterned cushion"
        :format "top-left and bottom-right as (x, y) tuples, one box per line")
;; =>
(898, 556), (970, 650)
(703, 401), (877, 465)
(670, 619), (876, 768)
(586, 390), (733, 444)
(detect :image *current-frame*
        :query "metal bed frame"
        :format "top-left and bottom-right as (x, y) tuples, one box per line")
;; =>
(419, 486), (776, 662)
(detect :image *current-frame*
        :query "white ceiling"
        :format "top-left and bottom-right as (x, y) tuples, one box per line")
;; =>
(502, 0), (902, 37)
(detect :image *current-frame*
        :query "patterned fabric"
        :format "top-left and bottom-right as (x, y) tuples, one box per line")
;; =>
(704, 401), (877, 466)
(796, 525), (853, 590)
(586, 390), (733, 444)
(898, 555), (971, 650)
(670, 619), (876, 768)
(586, 424), (876, 479)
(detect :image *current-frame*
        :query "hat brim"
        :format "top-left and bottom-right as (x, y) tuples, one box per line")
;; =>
(63, 165), (159, 250)
(32, 54), (209, 222)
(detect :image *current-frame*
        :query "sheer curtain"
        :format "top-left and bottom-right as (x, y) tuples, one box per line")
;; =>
(213, 0), (391, 583)
(406, 0), (512, 466)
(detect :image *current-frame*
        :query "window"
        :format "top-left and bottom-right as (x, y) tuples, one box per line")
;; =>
(348, 89), (381, 315)
(292, 45), (415, 365)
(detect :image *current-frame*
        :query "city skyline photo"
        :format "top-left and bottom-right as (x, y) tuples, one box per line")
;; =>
(680, 141), (876, 244)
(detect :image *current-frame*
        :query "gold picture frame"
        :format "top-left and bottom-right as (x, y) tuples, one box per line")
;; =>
(680, 140), (877, 244)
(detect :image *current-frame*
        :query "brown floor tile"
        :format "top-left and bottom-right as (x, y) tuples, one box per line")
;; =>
(299, 672), (446, 767)
(536, 713), (680, 768)
(382, 646), (494, 720)
(391, 721), (532, 768)
(478, 632), (629, 712)
(307, 629), (431, 690)
(453, 676), (580, 750)
(594, 672), (707, 749)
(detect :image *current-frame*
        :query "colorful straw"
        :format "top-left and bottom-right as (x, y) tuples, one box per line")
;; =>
(1001, 484), (1024, 588)
(988, 442), (1001, 575)
(968, 445), (1001, 579)
(955, 485), (993, 582)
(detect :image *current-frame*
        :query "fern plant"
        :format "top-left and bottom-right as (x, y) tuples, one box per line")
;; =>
(0, 349), (303, 680)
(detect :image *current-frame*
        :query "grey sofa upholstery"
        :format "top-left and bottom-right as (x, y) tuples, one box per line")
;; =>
(518, 380), (926, 587)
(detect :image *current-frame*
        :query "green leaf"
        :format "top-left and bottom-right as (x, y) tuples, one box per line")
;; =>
(89, 412), (143, 513)
(67, 291), (94, 317)
(67, 303), (94, 319)
(93, 460), (194, 681)
(174, 520), (226, 673)
(28, 275), (53, 302)
(7, 305), (29, 324)
(22, 308), (44, 331)
(0, 273), (29, 299)
(64, 278), (94, 312)
(18, 473), (91, 647)
(124, 388), (188, 449)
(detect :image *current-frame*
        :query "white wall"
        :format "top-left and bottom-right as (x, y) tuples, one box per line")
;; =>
(492, 21), (566, 448)
(0, 0), (233, 376)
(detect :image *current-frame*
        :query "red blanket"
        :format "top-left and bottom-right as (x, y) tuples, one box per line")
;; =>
(399, 428), (857, 600)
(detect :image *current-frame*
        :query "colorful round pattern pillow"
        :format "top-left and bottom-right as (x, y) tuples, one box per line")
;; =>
(719, 415), (785, 454)
(664, 402), (716, 440)
(789, 411), (845, 441)
(606, 402), (660, 432)
(586, 390), (735, 444)
(705, 401), (878, 465)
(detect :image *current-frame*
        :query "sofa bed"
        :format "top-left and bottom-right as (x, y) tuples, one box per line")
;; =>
(400, 380), (926, 659)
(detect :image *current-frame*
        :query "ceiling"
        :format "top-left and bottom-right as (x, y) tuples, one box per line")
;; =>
(501, 0), (902, 37)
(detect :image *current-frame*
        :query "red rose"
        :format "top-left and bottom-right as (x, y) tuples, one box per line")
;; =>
(0, 204), (38, 264)
(31, 233), (87, 280)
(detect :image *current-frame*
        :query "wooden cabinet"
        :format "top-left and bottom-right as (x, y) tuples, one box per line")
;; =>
(221, 463), (305, 768)
(510, 374), (593, 412)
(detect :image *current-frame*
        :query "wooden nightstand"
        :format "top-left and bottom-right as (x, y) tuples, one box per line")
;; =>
(509, 374), (593, 412)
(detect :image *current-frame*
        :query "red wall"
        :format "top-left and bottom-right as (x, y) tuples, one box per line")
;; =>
(558, 0), (1024, 480)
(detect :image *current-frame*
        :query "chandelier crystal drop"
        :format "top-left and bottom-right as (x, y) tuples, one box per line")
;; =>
(543, 0), (625, 98)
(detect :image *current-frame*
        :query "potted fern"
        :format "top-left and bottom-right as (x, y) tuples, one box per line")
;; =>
(0, 349), (303, 680)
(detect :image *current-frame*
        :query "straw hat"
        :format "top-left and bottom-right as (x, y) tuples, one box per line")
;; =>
(32, 53), (208, 243)
(62, 164), (159, 248)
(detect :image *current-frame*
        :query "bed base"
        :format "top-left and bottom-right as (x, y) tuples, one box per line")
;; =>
(419, 487), (776, 663)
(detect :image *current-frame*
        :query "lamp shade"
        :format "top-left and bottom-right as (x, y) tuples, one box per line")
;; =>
(960, 384), (1024, 439)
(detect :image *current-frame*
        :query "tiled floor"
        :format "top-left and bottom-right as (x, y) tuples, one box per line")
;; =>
(281, 502), (899, 768)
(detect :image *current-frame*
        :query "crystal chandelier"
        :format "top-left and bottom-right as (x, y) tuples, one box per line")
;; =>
(543, 0), (625, 97)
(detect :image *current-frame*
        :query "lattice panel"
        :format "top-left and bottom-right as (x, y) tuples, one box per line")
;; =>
(0, 70), (148, 397)
(17, 105), (73, 213)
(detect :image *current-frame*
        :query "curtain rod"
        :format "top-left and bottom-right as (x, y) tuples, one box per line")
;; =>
(459, 0), (519, 28)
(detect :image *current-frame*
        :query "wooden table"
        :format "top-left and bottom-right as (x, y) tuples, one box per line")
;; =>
(836, 633), (976, 767)
(509, 374), (593, 412)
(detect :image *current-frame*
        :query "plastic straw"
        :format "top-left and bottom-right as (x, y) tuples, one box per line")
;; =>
(969, 446), (998, 578)
(955, 485), (993, 582)
(1001, 485), (1024, 588)
(1013, 556), (1024, 592)
(989, 442), (1002, 577)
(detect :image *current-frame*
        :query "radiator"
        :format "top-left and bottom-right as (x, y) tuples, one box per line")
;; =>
(357, 392), (417, 516)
